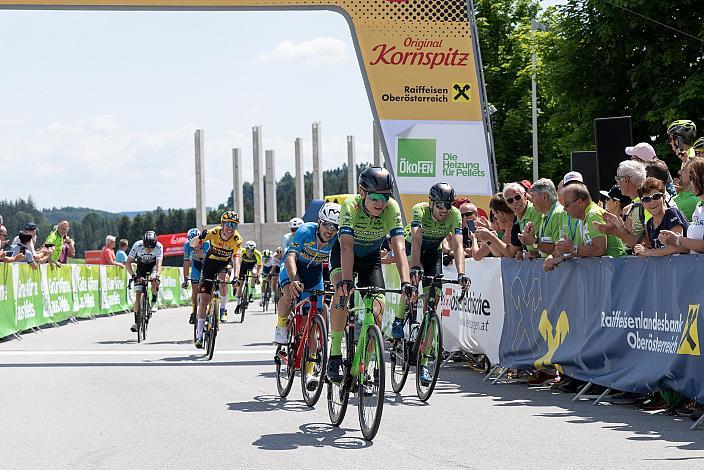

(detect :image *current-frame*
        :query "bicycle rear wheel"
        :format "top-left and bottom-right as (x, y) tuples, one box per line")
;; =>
(139, 295), (149, 342)
(416, 312), (443, 402)
(390, 337), (411, 393)
(206, 299), (220, 361)
(275, 319), (297, 397)
(358, 324), (385, 441)
(327, 326), (351, 426)
(301, 314), (328, 407)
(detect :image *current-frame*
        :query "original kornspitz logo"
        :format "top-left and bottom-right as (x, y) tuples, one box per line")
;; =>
(369, 37), (470, 70)
(397, 138), (436, 177)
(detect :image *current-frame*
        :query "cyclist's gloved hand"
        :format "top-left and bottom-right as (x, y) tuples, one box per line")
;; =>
(335, 279), (354, 297)
(458, 273), (470, 290)
(232, 278), (241, 287)
(291, 281), (304, 295)
(410, 266), (424, 286)
(181, 280), (189, 289)
(401, 281), (417, 301)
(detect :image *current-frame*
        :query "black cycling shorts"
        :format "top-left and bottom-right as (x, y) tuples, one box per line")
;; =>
(136, 261), (156, 279)
(239, 260), (257, 279)
(199, 259), (230, 294)
(329, 240), (384, 290)
(417, 249), (442, 278)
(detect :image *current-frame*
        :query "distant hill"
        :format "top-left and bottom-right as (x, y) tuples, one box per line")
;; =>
(42, 207), (122, 224)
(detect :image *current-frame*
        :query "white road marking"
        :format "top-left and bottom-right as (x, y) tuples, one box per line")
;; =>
(0, 349), (275, 356)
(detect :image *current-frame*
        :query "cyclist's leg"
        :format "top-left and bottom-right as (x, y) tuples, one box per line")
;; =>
(196, 260), (220, 342)
(218, 268), (228, 319)
(190, 263), (201, 320)
(299, 265), (323, 355)
(420, 251), (442, 366)
(356, 255), (385, 328)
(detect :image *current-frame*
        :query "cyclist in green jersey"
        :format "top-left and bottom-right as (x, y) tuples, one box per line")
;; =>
(327, 166), (416, 382)
(401, 182), (470, 384)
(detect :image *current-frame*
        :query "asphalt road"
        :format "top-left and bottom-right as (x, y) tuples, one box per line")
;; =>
(1, 302), (703, 469)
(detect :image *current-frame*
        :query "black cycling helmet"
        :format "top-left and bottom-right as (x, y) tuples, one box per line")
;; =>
(429, 182), (455, 203)
(358, 166), (394, 193)
(667, 120), (697, 144)
(143, 231), (157, 249)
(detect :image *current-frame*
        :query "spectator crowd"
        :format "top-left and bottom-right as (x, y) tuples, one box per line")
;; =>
(0, 219), (75, 269)
(442, 118), (704, 417)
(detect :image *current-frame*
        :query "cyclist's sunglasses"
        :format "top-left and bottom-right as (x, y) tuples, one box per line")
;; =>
(640, 193), (664, 203)
(320, 221), (339, 232)
(433, 201), (453, 210)
(367, 192), (391, 202)
(224, 222), (238, 229)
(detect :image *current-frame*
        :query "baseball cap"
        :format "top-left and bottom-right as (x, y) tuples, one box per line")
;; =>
(599, 185), (631, 206)
(519, 179), (533, 191)
(563, 171), (583, 186)
(24, 222), (38, 231)
(625, 142), (656, 162)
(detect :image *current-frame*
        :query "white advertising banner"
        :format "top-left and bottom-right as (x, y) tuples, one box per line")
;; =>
(441, 258), (505, 365)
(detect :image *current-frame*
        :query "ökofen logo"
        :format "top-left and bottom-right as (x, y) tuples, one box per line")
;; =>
(397, 138), (436, 177)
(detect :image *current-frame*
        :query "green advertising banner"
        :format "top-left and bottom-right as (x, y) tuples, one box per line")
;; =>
(381, 264), (403, 338)
(14, 264), (45, 330)
(0, 263), (15, 337)
(101, 266), (128, 314)
(158, 267), (181, 307)
(75, 264), (101, 318)
(42, 264), (74, 323)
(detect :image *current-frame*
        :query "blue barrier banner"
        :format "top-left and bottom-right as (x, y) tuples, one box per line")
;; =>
(499, 256), (704, 401)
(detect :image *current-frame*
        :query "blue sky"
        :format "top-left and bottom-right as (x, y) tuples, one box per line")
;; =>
(0, 2), (564, 212)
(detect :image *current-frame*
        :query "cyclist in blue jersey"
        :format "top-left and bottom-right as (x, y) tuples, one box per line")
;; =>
(181, 228), (210, 325)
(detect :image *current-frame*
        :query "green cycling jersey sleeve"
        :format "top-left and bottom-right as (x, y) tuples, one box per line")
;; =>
(339, 194), (404, 257)
(404, 202), (462, 251)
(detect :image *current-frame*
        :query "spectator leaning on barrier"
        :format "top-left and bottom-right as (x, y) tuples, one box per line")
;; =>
(504, 182), (543, 259)
(544, 183), (626, 272)
(44, 221), (74, 266)
(0, 225), (25, 263)
(11, 231), (37, 269)
(594, 160), (647, 249)
(633, 178), (689, 257)
(521, 178), (565, 258)
(101, 235), (124, 267)
(115, 239), (129, 263)
(660, 158), (704, 253)
(674, 157), (700, 222)
(474, 193), (517, 259)
(0, 224), (10, 252)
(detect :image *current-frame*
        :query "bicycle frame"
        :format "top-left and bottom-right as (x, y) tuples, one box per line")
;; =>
(349, 294), (377, 379)
(288, 293), (323, 370)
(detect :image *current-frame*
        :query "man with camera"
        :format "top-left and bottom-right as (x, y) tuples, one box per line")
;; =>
(9, 231), (36, 269)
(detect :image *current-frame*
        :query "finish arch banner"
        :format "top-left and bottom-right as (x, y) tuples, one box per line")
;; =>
(0, 0), (496, 218)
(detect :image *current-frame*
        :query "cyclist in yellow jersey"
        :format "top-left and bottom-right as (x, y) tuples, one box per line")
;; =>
(189, 211), (242, 348)
(236, 241), (262, 304)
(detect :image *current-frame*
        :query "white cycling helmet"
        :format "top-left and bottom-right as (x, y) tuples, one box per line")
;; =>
(318, 202), (341, 226)
(289, 217), (304, 229)
(244, 240), (256, 250)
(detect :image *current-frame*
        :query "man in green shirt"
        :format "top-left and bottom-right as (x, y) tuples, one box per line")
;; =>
(503, 182), (543, 257)
(674, 157), (700, 221)
(43, 221), (74, 266)
(544, 183), (625, 272)
(520, 178), (565, 258)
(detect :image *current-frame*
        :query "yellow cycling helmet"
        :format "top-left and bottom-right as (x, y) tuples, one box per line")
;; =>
(221, 211), (240, 224)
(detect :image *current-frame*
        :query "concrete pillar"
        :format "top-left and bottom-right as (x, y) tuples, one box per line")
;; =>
(194, 129), (207, 229)
(294, 138), (305, 217)
(232, 148), (244, 217)
(252, 125), (264, 244)
(312, 122), (324, 199)
(373, 121), (382, 167)
(347, 135), (357, 194)
(265, 150), (277, 223)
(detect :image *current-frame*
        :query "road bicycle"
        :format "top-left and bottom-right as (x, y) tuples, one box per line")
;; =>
(233, 273), (254, 323)
(327, 285), (402, 441)
(198, 275), (237, 360)
(390, 275), (465, 401)
(274, 289), (331, 406)
(261, 271), (278, 312)
(128, 273), (156, 343)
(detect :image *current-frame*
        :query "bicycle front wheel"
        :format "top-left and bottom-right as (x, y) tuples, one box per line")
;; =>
(301, 314), (328, 407)
(206, 299), (220, 361)
(416, 312), (443, 402)
(327, 326), (351, 426)
(358, 324), (385, 441)
(275, 320), (296, 397)
(390, 336), (411, 393)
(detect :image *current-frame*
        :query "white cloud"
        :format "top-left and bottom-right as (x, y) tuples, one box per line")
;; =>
(255, 37), (349, 65)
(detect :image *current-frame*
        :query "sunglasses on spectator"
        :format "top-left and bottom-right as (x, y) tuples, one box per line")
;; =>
(461, 211), (476, 217)
(614, 175), (627, 182)
(433, 201), (453, 210)
(640, 193), (664, 203)
(320, 221), (338, 232)
(224, 222), (238, 229)
(367, 192), (391, 202)
(505, 194), (522, 204)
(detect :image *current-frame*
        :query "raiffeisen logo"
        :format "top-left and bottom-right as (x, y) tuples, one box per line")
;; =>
(397, 138), (436, 177)
(369, 37), (470, 70)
